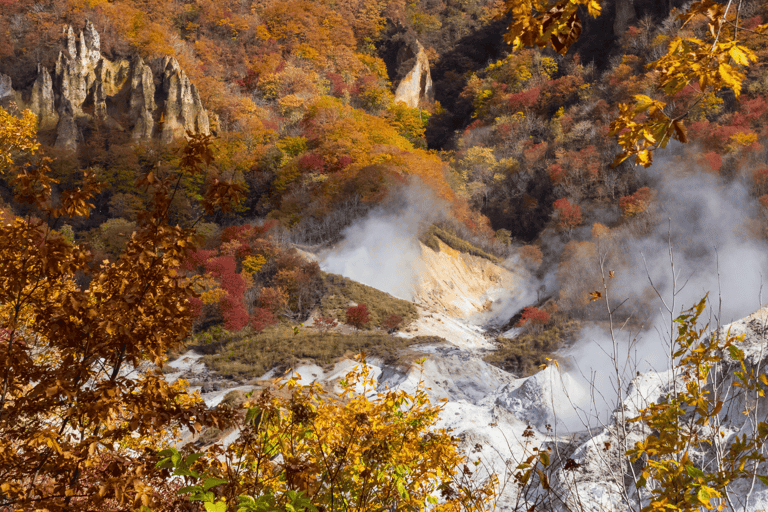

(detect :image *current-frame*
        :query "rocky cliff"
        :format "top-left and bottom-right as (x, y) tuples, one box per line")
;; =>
(0, 22), (209, 150)
(393, 40), (434, 109)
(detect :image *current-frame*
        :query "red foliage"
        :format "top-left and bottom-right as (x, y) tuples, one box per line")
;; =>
(516, 306), (550, 327)
(180, 248), (215, 272)
(221, 294), (249, 331)
(760, 195), (768, 209)
(345, 303), (371, 330)
(743, 97), (768, 124)
(382, 314), (403, 332)
(333, 155), (354, 171)
(206, 255), (245, 296)
(251, 307), (277, 333)
(745, 15), (763, 31)
(189, 296), (204, 318)
(547, 164), (565, 184)
(326, 72), (350, 97)
(465, 120), (485, 132)
(235, 69), (258, 93)
(553, 198), (582, 231)
(221, 224), (253, 245)
(508, 86), (541, 111)
(703, 124), (742, 153)
(299, 152), (326, 172)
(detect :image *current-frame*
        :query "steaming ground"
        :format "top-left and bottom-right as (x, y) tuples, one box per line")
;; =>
(553, 157), (768, 431)
(320, 184), (539, 344)
(320, 185), (443, 300)
(321, 159), (768, 433)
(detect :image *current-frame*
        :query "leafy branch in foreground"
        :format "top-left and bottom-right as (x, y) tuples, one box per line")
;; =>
(501, 0), (768, 167)
(0, 108), (241, 511)
(159, 357), (498, 512)
(628, 296), (768, 512)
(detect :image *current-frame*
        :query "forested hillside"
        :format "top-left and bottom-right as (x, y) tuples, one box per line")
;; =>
(4, 0), (768, 510)
(3, 0), (768, 337)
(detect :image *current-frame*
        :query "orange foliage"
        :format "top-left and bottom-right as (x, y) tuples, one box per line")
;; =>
(553, 198), (582, 233)
(619, 186), (656, 217)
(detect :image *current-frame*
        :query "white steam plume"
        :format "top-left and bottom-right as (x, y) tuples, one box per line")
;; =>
(320, 183), (446, 300)
(554, 154), (768, 431)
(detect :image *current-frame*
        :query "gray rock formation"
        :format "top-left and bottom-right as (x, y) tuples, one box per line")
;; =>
(3, 21), (209, 150)
(154, 56), (210, 143)
(393, 40), (434, 109)
(29, 66), (58, 131)
(0, 73), (14, 102)
(129, 57), (157, 140)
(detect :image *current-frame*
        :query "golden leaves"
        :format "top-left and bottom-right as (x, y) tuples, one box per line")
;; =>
(0, 127), (238, 510)
(217, 360), (496, 512)
(0, 104), (40, 173)
(501, 0), (601, 55)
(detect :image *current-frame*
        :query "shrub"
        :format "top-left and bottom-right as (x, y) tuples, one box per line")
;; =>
(345, 303), (371, 330)
(251, 307), (277, 333)
(552, 198), (582, 233)
(516, 306), (550, 327)
(382, 313), (403, 332)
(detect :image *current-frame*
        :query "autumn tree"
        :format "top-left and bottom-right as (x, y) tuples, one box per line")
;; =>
(552, 197), (582, 235)
(619, 186), (655, 217)
(345, 303), (371, 330)
(0, 109), (240, 511)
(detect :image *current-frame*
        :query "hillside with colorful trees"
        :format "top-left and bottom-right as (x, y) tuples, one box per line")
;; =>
(0, 0), (766, 346)
(4, 0), (768, 507)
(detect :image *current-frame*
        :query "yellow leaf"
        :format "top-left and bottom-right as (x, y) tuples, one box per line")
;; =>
(729, 46), (749, 66)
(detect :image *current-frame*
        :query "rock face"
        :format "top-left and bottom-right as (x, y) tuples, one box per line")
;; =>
(393, 40), (434, 108)
(155, 56), (210, 143)
(2, 21), (209, 150)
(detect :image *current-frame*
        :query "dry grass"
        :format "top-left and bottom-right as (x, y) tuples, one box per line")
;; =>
(320, 272), (418, 329)
(198, 322), (442, 380)
(484, 318), (581, 377)
(420, 224), (500, 263)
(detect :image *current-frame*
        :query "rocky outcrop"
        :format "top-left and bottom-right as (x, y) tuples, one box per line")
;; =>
(154, 56), (209, 143)
(393, 40), (434, 109)
(3, 21), (209, 150)
(29, 66), (58, 131)
(129, 57), (157, 140)
(0, 73), (15, 102)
